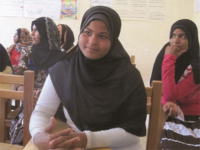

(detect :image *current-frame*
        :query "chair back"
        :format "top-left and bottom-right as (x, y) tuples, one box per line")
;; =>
(130, 55), (136, 67)
(0, 70), (34, 147)
(146, 81), (167, 150)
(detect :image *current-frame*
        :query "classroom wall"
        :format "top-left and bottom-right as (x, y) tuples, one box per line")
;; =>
(0, 0), (196, 86)
(193, 4), (200, 40)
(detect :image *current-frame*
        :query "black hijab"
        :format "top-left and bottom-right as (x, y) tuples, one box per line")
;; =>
(150, 19), (200, 85)
(50, 6), (147, 136)
(57, 24), (75, 51)
(0, 43), (12, 72)
(31, 17), (67, 68)
(16, 28), (21, 43)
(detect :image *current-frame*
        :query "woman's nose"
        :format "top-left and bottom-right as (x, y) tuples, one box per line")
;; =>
(89, 35), (98, 44)
(174, 36), (180, 43)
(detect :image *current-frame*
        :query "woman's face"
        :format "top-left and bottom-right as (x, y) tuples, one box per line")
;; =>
(31, 25), (40, 45)
(79, 20), (111, 60)
(170, 28), (189, 51)
(13, 32), (19, 43)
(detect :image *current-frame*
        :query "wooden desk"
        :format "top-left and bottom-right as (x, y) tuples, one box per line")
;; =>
(0, 142), (23, 150)
(24, 119), (111, 150)
(24, 140), (111, 150)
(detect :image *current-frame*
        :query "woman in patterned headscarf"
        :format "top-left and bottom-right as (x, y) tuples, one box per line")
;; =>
(7, 28), (32, 75)
(7, 29), (31, 141)
(30, 17), (67, 91)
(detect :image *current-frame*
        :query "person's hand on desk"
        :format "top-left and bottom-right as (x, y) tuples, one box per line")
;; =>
(163, 102), (178, 118)
(49, 129), (87, 150)
(33, 117), (84, 150)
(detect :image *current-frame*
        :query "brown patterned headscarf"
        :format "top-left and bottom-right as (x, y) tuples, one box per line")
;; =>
(17, 28), (32, 46)
(7, 28), (32, 53)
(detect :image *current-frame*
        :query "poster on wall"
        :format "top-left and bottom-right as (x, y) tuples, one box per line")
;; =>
(23, 0), (61, 19)
(91, 0), (111, 7)
(194, 0), (200, 12)
(61, 0), (79, 19)
(0, 0), (23, 17)
(148, 0), (165, 21)
(90, 0), (165, 21)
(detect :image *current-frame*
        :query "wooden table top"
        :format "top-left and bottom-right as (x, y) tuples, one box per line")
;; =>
(24, 119), (111, 150)
(0, 142), (23, 150)
(24, 140), (111, 150)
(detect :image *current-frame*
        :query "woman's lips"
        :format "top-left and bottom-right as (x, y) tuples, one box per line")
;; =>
(87, 47), (98, 51)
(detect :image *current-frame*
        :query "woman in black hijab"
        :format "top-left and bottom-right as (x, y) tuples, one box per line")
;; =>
(0, 43), (13, 89)
(0, 43), (12, 73)
(150, 19), (200, 85)
(30, 17), (70, 91)
(30, 6), (147, 150)
(150, 19), (200, 149)
(31, 17), (67, 69)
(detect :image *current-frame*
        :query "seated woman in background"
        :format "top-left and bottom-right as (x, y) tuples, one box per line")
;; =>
(8, 28), (32, 145)
(55, 23), (75, 122)
(29, 17), (69, 95)
(150, 19), (200, 150)
(30, 6), (147, 150)
(10, 17), (75, 145)
(7, 28), (32, 75)
(57, 24), (75, 52)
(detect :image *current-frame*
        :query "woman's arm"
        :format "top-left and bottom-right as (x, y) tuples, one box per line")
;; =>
(162, 55), (199, 104)
(48, 127), (141, 149)
(30, 75), (81, 150)
(29, 75), (61, 140)
(84, 128), (140, 149)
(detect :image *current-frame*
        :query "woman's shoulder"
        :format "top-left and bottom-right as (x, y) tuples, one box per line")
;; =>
(123, 62), (141, 77)
(53, 47), (78, 65)
(119, 61), (143, 85)
(49, 48), (78, 73)
(7, 44), (15, 53)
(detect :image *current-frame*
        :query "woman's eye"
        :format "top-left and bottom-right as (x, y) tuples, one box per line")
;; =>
(171, 35), (175, 38)
(100, 35), (108, 39)
(181, 35), (187, 39)
(84, 31), (91, 35)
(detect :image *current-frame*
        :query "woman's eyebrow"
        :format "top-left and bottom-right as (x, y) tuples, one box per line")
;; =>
(99, 32), (109, 35)
(180, 33), (187, 36)
(84, 27), (92, 31)
(172, 33), (187, 36)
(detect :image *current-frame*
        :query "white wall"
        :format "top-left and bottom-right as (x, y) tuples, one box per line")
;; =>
(0, 0), (196, 86)
(193, 1), (200, 40)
